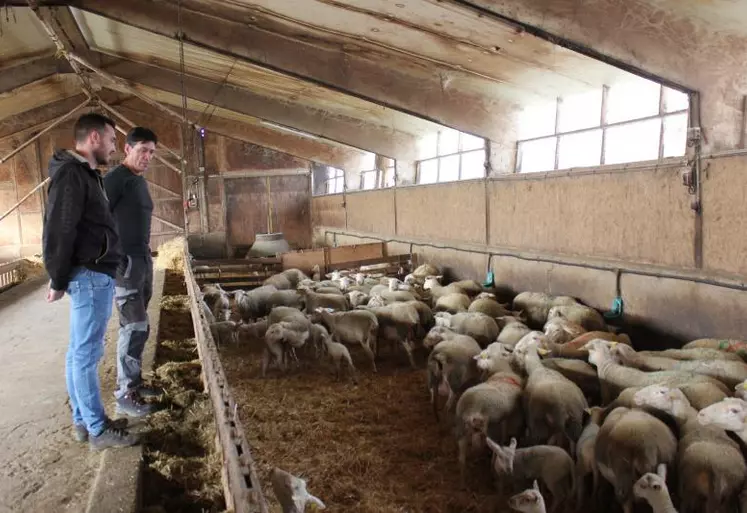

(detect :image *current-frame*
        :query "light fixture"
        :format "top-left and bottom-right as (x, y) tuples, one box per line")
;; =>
(260, 120), (321, 140)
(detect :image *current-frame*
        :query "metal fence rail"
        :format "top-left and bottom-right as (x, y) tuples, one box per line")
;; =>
(0, 261), (22, 291)
(181, 241), (269, 513)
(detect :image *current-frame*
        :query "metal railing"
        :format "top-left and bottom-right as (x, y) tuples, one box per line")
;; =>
(0, 261), (22, 291)
(181, 240), (269, 513)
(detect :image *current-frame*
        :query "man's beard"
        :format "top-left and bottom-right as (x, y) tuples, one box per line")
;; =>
(94, 149), (110, 166)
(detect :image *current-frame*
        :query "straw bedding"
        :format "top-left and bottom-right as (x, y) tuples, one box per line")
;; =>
(220, 341), (498, 513)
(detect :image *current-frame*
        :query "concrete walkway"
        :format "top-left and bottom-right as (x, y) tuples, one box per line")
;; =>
(0, 278), (102, 513)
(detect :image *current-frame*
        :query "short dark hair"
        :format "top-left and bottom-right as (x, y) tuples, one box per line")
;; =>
(125, 127), (158, 147)
(73, 113), (116, 143)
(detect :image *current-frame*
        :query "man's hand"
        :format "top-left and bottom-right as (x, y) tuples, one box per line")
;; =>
(47, 287), (65, 303)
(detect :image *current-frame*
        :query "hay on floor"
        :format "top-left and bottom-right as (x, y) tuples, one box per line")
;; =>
(221, 341), (498, 513)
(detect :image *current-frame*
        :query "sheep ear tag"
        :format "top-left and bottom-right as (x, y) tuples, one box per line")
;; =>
(742, 382), (747, 391)
(536, 347), (549, 356)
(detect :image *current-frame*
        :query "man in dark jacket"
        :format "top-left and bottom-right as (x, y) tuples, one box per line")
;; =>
(43, 113), (138, 450)
(103, 127), (158, 417)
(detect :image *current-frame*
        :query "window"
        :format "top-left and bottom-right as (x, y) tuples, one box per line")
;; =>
(359, 154), (396, 190)
(516, 77), (690, 173)
(325, 167), (344, 194)
(416, 128), (486, 184)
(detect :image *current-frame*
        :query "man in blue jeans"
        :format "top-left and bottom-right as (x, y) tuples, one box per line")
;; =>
(43, 113), (138, 450)
(104, 127), (159, 417)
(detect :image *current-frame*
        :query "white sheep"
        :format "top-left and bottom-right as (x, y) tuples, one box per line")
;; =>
(632, 466), (676, 513)
(698, 397), (747, 443)
(487, 437), (574, 513)
(270, 467), (325, 513)
(261, 321), (309, 376)
(433, 311), (499, 348)
(316, 308), (378, 372)
(426, 334), (481, 421)
(594, 406), (677, 513)
(584, 339), (729, 408)
(633, 384), (746, 513)
(547, 304), (606, 332)
(508, 480), (547, 513)
(322, 335), (357, 384)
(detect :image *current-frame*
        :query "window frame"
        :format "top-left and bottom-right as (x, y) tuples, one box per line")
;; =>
(516, 84), (690, 173)
(323, 166), (345, 194)
(416, 131), (486, 184)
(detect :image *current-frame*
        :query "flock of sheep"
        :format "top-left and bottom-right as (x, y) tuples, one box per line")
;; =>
(198, 262), (747, 513)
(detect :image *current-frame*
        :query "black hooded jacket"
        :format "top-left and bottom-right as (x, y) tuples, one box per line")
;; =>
(42, 150), (122, 291)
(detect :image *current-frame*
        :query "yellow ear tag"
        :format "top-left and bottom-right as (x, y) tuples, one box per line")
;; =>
(742, 382), (747, 391)
(609, 341), (618, 348)
(537, 348), (549, 356)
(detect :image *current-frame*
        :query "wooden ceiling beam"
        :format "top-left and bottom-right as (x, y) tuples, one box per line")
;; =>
(63, 0), (511, 141)
(99, 56), (419, 159)
(115, 97), (367, 170)
(0, 55), (69, 95)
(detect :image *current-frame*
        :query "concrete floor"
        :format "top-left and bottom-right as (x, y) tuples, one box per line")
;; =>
(0, 277), (114, 513)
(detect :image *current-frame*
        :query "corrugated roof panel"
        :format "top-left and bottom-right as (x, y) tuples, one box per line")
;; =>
(71, 8), (441, 137)
(0, 7), (56, 67)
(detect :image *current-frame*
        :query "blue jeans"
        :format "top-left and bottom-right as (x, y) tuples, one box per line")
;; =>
(65, 268), (114, 437)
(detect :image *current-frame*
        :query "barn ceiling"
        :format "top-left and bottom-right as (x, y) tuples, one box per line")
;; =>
(0, 0), (740, 162)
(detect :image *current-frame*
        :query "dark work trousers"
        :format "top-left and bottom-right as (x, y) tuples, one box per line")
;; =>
(114, 254), (153, 399)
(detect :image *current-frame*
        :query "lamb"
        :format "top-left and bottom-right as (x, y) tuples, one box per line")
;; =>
(210, 320), (239, 345)
(268, 306), (312, 333)
(512, 292), (579, 328)
(584, 339), (730, 407)
(455, 370), (525, 481)
(433, 312), (499, 348)
(434, 292), (471, 314)
(486, 437), (574, 513)
(316, 309), (378, 372)
(234, 285), (278, 321)
(543, 317), (586, 345)
(508, 481), (547, 513)
(427, 335), (482, 420)
(270, 467), (325, 513)
(263, 272), (293, 290)
(298, 288), (348, 313)
(632, 466), (677, 513)
(512, 332), (588, 451)
(594, 406), (677, 513)
(575, 412), (600, 508)
(322, 335), (357, 384)
(613, 343), (747, 388)
(634, 384), (747, 513)
(547, 304), (607, 332)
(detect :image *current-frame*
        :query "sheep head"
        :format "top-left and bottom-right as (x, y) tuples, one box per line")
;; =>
(474, 342), (512, 371)
(423, 326), (453, 349)
(633, 385), (688, 415)
(476, 292), (496, 301)
(633, 465), (669, 505)
(354, 272), (366, 285)
(609, 342), (636, 362)
(403, 273), (418, 285)
(508, 480), (545, 513)
(486, 436), (517, 476)
(698, 398), (747, 431)
(423, 275), (443, 291)
(583, 339), (614, 367)
(270, 467), (326, 513)
(367, 295), (386, 308)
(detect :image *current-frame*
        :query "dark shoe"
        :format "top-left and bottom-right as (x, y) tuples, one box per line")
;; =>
(89, 425), (139, 451)
(115, 392), (157, 418)
(135, 385), (163, 399)
(73, 417), (129, 442)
